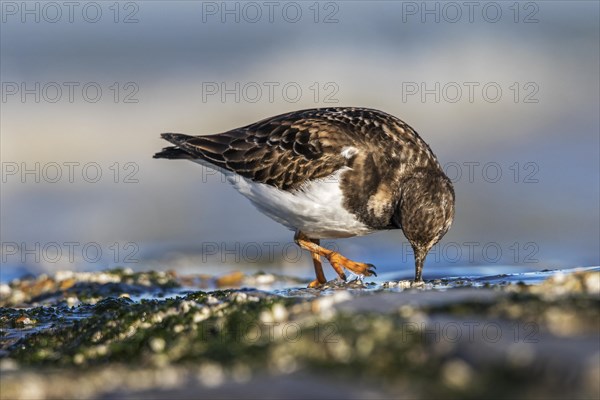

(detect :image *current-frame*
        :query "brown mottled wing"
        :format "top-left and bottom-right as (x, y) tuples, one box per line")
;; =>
(161, 112), (352, 190)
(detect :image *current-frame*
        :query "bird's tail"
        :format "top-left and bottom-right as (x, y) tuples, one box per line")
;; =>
(153, 132), (194, 159)
(153, 147), (193, 159)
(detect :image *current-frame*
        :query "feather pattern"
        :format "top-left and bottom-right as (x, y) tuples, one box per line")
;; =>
(155, 107), (448, 231)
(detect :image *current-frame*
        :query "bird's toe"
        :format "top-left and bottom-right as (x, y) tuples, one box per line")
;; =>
(366, 264), (377, 277)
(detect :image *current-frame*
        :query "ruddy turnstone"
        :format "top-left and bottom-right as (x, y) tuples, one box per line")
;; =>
(154, 107), (455, 286)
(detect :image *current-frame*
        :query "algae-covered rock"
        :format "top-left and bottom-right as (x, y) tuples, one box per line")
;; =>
(0, 267), (598, 399)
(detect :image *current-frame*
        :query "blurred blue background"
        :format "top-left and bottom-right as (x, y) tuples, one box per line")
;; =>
(1, 1), (599, 282)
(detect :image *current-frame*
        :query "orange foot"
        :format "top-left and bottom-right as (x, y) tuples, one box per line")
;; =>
(295, 231), (376, 287)
(327, 253), (377, 278)
(308, 279), (323, 288)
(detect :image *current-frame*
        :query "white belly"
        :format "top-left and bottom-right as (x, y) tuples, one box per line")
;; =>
(220, 166), (373, 239)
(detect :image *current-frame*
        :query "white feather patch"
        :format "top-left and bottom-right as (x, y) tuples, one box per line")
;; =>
(230, 168), (373, 239)
(340, 146), (359, 159)
(190, 160), (373, 238)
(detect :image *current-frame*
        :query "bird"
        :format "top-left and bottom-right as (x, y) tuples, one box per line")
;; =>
(154, 107), (455, 286)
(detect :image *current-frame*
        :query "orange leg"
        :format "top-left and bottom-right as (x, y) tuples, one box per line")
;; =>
(307, 242), (327, 288)
(294, 231), (376, 287)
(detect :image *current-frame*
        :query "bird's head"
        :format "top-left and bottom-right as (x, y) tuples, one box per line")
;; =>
(394, 170), (455, 281)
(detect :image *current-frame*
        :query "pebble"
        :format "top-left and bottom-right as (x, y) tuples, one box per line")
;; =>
(150, 338), (166, 353)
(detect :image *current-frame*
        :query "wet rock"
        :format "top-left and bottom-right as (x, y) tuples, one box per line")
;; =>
(215, 271), (245, 288)
(0, 266), (598, 400)
(0, 268), (181, 307)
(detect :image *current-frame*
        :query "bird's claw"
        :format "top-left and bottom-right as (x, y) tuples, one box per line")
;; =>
(327, 253), (377, 280)
(366, 264), (377, 277)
